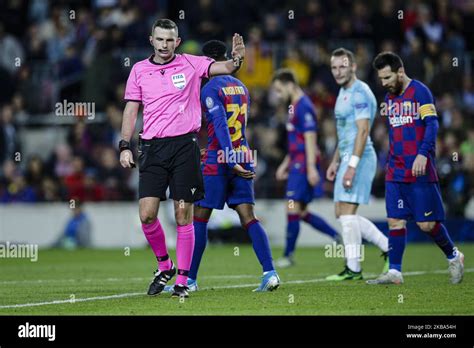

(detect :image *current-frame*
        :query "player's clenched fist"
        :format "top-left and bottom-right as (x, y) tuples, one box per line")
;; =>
(120, 149), (135, 168)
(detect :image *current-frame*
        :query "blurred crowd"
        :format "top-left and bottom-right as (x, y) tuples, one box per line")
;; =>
(0, 0), (473, 217)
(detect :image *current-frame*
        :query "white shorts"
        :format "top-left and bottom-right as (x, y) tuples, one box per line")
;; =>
(334, 148), (377, 205)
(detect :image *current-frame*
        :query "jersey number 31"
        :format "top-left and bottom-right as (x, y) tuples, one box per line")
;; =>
(226, 103), (248, 142)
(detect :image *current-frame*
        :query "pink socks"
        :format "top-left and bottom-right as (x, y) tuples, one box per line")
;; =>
(142, 219), (172, 271)
(142, 220), (195, 285)
(176, 223), (195, 285)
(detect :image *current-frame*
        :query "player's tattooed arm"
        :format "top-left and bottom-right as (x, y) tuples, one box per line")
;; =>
(119, 101), (139, 168)
(343, 118), (369, 189)
(304, 131), (320, 187)
(209, 34), (245, 76)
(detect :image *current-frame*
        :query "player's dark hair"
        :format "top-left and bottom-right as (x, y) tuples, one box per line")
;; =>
(202, 40), (228, 61)
(151, 18), (178, 35)
(372, 52), (404, 72)
(331, 47), (355, 65)
(272, 68), (298, 84)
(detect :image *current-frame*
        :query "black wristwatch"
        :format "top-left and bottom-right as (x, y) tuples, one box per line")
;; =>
(119, 140), (131, 153)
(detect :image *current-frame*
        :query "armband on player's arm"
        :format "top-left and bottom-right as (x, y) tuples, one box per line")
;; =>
(418, 116), (439, 157)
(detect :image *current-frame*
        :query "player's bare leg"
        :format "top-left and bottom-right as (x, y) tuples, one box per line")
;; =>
(417, 221), (464, 284)
(235, 204), (280, 292)
(171, 200), (195, 298)
(367, 218), (406, 285)
(326, 202), (364, 280)
(139, 197), (177, 295)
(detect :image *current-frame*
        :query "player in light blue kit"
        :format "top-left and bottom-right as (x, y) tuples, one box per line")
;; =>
(325, 48), (389, 280)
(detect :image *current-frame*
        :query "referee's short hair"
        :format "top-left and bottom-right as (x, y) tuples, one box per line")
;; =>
(151, 18), (178, 35)
(202, 40), (228, 61)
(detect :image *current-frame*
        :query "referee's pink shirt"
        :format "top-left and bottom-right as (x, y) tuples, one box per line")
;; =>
(124, 53), (215, 139)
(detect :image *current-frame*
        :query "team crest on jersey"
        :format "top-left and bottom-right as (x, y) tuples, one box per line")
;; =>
(205, 97), (214, 108)
(171, 73), (186, 89)
(304, 112), (314, 127)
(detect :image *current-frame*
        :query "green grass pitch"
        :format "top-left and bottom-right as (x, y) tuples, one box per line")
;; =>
(0, 243), (473, 315)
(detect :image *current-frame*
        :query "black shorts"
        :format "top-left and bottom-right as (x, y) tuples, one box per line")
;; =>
(138, 132), (204, 202)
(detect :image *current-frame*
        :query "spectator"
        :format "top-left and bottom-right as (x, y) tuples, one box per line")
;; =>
(97, 147), (127, 200)
(0, 104), (20, 164)
(0, 23), (25, 75)
(236, 26), (273, 90)
(25, 155), (47, 193)
(0, 173), (37, 203)
(63, 156), (86, 200)
(56, 199), (92, 249)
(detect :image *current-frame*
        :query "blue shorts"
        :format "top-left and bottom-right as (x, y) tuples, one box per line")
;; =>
(195, 174), (255, 210)
(286, 172), (314, 204)
(385, 181), (445, 222)
(334, 148), (376, 205)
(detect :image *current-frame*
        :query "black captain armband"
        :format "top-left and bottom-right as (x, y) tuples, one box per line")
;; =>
(119, 140), (131, 153)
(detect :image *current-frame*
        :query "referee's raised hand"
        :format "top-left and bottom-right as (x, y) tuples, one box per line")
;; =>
(231, 33), (245, 60)
(120, 149), (135, 168)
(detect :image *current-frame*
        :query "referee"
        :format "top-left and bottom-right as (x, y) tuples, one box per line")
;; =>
(119, 19), (245, 298)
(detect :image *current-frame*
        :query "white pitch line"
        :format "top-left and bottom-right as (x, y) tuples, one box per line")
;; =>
(0, 274), (256, 285)
(0, 268), (472, 310)
(0, 292), (145, 309)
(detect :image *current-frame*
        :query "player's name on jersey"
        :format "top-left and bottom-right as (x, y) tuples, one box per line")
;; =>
(221, 86), (245, 95)
(217, 147), (257, 167)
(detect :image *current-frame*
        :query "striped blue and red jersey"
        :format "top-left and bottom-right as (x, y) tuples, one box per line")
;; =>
(200, 75), (253, 176)
(287, 94), (318, 174)
(383, 79), (439, 182)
